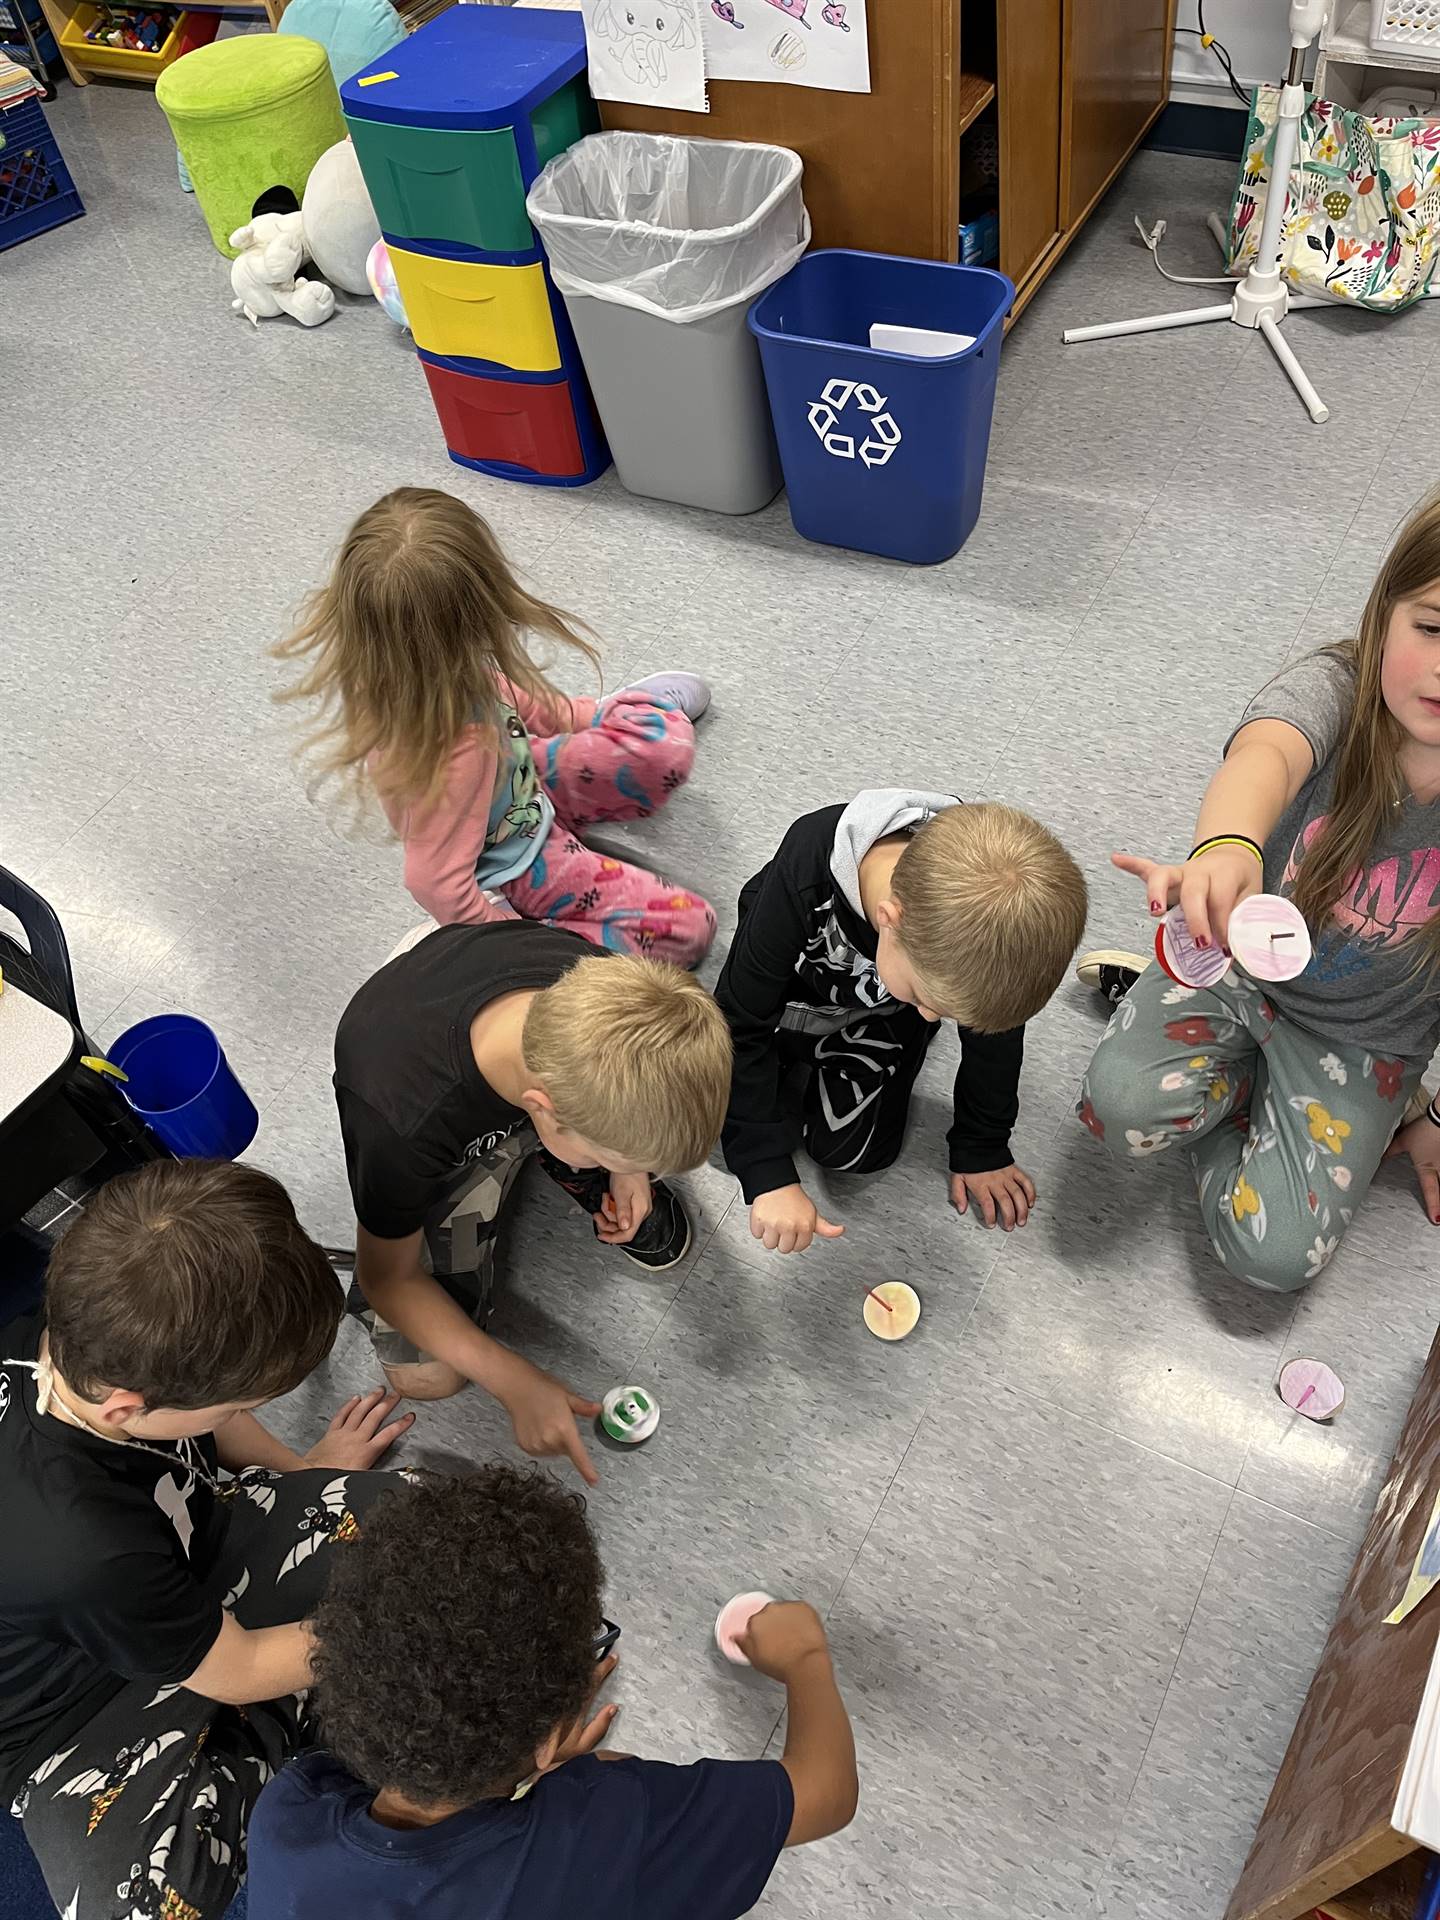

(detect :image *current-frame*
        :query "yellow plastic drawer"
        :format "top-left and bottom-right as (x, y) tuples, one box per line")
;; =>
(387, 248), (560, 373)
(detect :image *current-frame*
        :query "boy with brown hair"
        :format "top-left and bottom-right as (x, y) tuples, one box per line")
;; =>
(716, 792), (1088, 1249)
(0, 1159), (412, 1920)
(334, 920), (732, 1484)
(246, 1467), (857, 1920)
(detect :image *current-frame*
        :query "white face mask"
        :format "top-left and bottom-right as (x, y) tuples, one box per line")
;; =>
(2, 1355), (225, 1492)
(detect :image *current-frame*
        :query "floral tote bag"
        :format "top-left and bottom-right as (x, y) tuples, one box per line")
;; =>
(1227, 86), (1440, 311)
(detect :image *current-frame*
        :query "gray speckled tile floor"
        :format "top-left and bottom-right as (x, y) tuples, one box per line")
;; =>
(7, 84), (1440, 1917)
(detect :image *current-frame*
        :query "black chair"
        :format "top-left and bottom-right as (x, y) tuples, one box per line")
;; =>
(0, 863), (166, 1234)
(0, 864), (81, 1025)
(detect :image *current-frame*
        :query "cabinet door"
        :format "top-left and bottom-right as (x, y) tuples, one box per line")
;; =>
(1062, 0), (1171, 228)
(998, 0), (1063, 291)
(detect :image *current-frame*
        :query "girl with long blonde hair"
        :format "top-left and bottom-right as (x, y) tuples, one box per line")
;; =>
(1077, 490), (1440, 1292)
(275, 487), (716, 966)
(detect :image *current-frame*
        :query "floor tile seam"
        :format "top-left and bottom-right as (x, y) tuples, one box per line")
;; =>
(1280, 398), (1420, 661)
(627, 1191), (740, 1370)
(1107, 1480), (1239, 1838)
(943, 1347), (1247, 1494)
(816, 1393), (934, 1622)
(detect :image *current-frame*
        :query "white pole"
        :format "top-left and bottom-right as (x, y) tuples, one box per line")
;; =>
(1062, 301), (1234, 345)
(1258, 310), (1330, 421)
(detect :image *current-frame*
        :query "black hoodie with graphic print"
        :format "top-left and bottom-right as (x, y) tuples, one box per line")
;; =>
(714, 792), (1025, 1204)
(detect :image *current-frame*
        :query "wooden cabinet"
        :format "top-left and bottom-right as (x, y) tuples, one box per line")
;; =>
(1062, 0), (1175, 229)
(602, 0), (1175, 321)
(997, 0), (1063, 292)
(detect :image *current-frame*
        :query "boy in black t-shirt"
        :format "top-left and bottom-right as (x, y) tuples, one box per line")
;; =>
(0, 1160), (412, 1920)
(333, 921), (733, 1485)
(247, 1468), (857, 1920)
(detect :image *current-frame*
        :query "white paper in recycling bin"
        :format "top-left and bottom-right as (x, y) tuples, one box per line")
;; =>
(581, 0), (708, 112)
(704, 0), (869, 93)
(869, 322), (976, 357)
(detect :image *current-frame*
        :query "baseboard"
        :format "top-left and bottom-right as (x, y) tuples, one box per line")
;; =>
(1145, 97), (1251, 160)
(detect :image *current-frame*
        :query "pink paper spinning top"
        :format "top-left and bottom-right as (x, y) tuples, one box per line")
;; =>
(1278, 1357), (1345, 1421)
(1227, 894), (1312, 983)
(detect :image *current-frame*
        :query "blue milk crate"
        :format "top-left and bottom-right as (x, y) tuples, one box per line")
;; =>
(0, 91), (83, 252)
(749, 249), (1013, 566)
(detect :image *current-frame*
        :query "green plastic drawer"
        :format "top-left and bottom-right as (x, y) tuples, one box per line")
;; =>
(345, 77), (595, 256)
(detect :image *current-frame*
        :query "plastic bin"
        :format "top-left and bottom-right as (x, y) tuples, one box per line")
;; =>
(749, 249), (1013, 565)
(0, 92), (83, 251)
(528, 132), (810, 515)
(108, 1013), (258, 1160)
(59, 5), (217, 80)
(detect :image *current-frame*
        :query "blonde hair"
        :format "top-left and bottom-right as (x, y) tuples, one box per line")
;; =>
(1291, 491), (1440, 973)
(891, 804), (1088, 1031)
(522, 955), (732, 1174)
(273, 487), (599, 812)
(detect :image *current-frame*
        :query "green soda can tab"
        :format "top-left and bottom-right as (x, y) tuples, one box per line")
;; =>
(600, 1385), (660, 1444)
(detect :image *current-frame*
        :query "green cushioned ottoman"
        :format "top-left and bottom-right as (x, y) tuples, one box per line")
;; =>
(156, 34), (345, 258)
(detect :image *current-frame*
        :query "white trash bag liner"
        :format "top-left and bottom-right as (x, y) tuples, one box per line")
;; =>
(527, 132), (810, 325)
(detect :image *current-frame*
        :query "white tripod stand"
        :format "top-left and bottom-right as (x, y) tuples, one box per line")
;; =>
(1062, 0), (1334, 423)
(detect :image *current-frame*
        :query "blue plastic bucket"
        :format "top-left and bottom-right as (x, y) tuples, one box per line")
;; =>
(748, 249), (1013, 565)
(108, 1014), (259, 1160)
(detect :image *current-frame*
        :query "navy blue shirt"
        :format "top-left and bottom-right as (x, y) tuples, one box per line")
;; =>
(247, 1749), (794, 1920)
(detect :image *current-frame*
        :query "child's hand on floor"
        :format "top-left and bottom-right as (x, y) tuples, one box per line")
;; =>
(750, 1183), (845, 1255)
(302, 1389), (416, 1470)
(737, 1601), (831, 1682)
(596, 1171), (653, 1244)
(1385, 1115), (1440, 1224)
(950, 1165), (1036, 1230)
(1112, 847), (1261, 950)
(540, 1654), (622, 1775)
(494, 1350), (601, 1486)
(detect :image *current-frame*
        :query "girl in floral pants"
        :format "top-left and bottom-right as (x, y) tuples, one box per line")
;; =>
(1079, 966), (1422, 1291)
(1076, 494), (1440, 1293)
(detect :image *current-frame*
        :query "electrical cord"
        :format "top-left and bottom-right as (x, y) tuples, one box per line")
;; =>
(1177, 1), (1252, 106)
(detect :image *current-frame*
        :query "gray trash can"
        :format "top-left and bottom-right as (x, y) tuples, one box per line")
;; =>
(527, 132), (809, 516)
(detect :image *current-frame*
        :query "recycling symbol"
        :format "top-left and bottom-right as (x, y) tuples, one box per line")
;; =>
(806, 379), (903, 469)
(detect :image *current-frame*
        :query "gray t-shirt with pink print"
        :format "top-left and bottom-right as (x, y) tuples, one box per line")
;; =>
(1230, 649), (1440, 1063)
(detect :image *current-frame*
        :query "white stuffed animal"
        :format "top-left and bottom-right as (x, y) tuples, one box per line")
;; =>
(229, 211), (337, 328)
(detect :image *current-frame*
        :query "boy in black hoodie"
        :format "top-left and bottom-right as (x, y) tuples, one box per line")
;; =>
(715, 792), (1088, 1250)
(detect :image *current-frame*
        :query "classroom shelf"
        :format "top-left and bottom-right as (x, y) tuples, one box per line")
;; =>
(1324, 0), (1440, 70)
(957, 70), (995, 135)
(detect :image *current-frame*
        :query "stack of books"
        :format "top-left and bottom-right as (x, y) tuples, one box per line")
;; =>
(0, 48), (41, 106)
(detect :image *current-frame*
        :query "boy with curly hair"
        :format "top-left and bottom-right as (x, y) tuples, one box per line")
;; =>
(246, 1467), (858, 1920)
(0, 1160), (412, 1920)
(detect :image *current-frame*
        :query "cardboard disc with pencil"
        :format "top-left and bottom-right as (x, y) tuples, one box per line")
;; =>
(863, 1282), (920, 1340)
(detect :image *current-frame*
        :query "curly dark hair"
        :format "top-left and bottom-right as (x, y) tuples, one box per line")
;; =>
(311, 1466), (604, 1806)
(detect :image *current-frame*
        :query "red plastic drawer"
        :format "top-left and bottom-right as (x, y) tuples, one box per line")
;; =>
(421, 359), (585, 479)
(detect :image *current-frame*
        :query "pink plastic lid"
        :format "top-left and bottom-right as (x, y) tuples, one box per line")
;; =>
(714, 1591), (774, 1665)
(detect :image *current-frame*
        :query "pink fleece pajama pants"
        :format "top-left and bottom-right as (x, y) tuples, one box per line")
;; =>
(501, 689), (717, 968)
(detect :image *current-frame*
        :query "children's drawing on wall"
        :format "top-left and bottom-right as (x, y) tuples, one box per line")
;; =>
(701, 0), (867, 90)
(767, 27), (805, 71)
(582, 0), (708, 109)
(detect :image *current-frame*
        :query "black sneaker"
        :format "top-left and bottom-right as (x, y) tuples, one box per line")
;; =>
(537, 1152), (694, 1273)
(1076, 949), (1149, 1007)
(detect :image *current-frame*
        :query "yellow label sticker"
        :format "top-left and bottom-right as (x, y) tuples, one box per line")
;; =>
(357, 70), (398, 84)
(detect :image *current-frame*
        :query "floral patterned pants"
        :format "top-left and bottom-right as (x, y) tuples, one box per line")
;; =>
(1077, 964), (1423, 1292)
(11, 1465), (403, 1920)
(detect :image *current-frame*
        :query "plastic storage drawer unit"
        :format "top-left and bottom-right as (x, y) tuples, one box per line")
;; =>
(346, 74), (592, 259)
(386, 246), (560, 370)
(420, 356), (604, 483)
(343, 6), (607, 487)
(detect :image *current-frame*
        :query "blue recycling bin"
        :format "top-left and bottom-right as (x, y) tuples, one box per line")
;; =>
(749, 249), (1013, 565)
(108, 1013), (258, 1160)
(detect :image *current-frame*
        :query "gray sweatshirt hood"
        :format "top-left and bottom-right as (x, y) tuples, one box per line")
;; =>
(830, 789), (960, 917)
